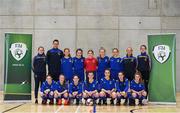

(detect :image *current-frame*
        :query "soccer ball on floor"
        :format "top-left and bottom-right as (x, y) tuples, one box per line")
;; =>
(86, 98), (94, 106)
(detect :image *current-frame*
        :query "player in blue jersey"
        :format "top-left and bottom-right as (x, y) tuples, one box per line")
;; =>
(109, 48), (123, 80)
(99, 69), (116, 105)
(61, 48), (73, 82)
(83, 72), (99, 104)
(54, 74), (69, 105)
(73, 48), (85, 82)
(97, 47), (109, 82)
(116, 72), (129, 105)
(40, 75), (56, 105)
(129, 72), (147, 106)
(69, 75), (83, 105)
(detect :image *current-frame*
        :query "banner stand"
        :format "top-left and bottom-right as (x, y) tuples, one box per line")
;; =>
(4, 33), (32, 102)
(148, 33), (176, 105)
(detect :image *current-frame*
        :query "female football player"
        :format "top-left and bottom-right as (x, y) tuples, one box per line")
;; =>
(99, 69), (116, 105)
(61, 48), (73, 82)
(97, 47), (109, 82)
(73, 48), (85, 82)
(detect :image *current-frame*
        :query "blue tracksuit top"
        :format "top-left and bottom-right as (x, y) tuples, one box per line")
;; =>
(116, 78), (129, 92)
(61, 57), (73, 81)
(130, 80), (145, 92)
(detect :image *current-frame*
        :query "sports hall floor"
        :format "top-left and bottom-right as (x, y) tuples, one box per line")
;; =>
(0, 92), (180, 113)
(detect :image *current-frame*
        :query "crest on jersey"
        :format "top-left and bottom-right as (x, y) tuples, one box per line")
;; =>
(152, 45), (171, 64)
(10, 43), (27, 61)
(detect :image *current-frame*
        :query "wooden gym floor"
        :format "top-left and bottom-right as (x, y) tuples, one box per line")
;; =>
(0, 92), (180, 113)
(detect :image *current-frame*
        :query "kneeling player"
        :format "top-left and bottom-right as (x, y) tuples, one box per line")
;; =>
(83, 72), (99, 105)
(116, 72), (129, 105)
(129, 72), (147, 105)
(99, 69), (116, 105)
(69, 75), (83, 105)
(40, 75), (56, 105)
(54, 74), (69, 105)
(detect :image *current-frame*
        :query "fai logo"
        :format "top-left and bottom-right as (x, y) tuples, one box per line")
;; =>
(153, 45), (171, 64)
(10, 43), (28, 61)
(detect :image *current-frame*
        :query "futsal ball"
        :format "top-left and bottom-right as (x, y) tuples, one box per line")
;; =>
(86, 98), (93, 106)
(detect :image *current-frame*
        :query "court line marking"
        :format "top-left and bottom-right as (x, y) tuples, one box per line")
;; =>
(1, 103), (25, 113)
(130, 108), (142, 113)
(75, 105), (80, 113)
(54, 105), (64, 113)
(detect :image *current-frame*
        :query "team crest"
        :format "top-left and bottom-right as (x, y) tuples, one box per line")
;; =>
(9, 43), (28, 61)
(152, 45), (171, 64)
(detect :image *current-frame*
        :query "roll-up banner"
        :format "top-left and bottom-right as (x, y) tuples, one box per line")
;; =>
(4, 33), (32, 101)
(148, 33), (176, 104)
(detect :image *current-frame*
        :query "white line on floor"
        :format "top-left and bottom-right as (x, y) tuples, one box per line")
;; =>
(75, 105), (80, 113)
(54, 105), (63, 113)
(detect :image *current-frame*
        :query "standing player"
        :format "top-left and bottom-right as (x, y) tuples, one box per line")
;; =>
(40, 75), (56, 105)
(129, 72), (147, 105)
(46, 39), (63, 81)
(32, 46), (46, 104)
(73, 49), (85, 82)
(97, 47), (109, 82)
(137, 45), (151, 93)
(83, 72), (99, 104)
(109, 48), (123, 80)
(54, 74), (69, 105)
(69, 75), (83, 105)
(122, 47), (137, 82)
(116, 72), (129, 105)
(99, 69), (116, 105)
(84, 50), (98, 81)
(61, 48), (73, 82)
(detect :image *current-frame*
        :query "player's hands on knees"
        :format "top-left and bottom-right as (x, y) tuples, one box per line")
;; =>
(50, 91), (54, 96)
(44, 89), (50, 94)
(107, 90), (111, 95)
(89, 91), (93, 96)
(73, 92), (78, 96)
(121, 91), (126, 96)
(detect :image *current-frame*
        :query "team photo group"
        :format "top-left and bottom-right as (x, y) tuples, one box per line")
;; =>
(32, 39), (150, 106)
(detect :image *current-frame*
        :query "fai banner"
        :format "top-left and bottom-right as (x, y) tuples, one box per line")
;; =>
(148, 33), (176, 104)
(4, 33), (32, 101)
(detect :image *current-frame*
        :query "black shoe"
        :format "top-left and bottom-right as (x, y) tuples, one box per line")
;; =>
(129, 98), (135, 106)
(124, 99), (128, 105)
(139, 100), (143, 106)
(116, 99), (120, 105)
(35, 99), (38, 104)
(98, 99), (102, 105)
(49, 99), (54, 105)
(110, 99), (114, 105)
(76, 99), (79, 105)
(103, 100), (107, 105)
(42, 100), (47, 105)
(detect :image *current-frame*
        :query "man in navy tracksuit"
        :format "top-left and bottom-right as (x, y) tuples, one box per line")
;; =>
(32, 46), (46, 104)
(122, 47), (137, 82)
(46, 39), (64, 81)
(137, 45), (151, 93)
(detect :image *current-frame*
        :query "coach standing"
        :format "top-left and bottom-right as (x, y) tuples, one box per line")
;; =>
(137, 45), (151, 94)
(122, 47), (137, 82)
(46, 39), (64, 81)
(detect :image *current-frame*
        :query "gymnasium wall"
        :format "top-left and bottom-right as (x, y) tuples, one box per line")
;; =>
(0, 0), (180, 91)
